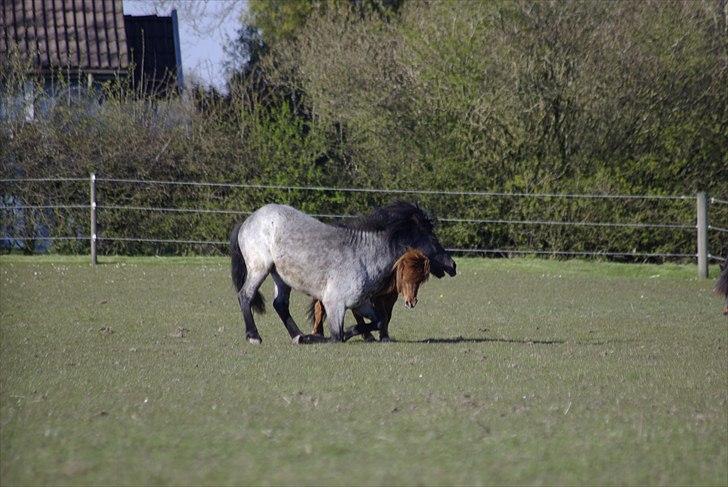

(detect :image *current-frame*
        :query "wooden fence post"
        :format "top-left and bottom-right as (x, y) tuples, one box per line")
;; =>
(90, 173), (97, 266)
(697, 192), (708, 279)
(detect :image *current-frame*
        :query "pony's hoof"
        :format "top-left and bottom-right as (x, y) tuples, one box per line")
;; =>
(293, 334), (328, 344)
(380, 336), (391, 343)
(363, 333), (376, 342)
(246, 333), (262, 345)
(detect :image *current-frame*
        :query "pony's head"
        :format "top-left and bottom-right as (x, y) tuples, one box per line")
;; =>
(393, 248), (430, 308)
(355, 201), (456, 278)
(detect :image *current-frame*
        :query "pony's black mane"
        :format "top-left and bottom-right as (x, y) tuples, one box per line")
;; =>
(340, 201), (436, 246)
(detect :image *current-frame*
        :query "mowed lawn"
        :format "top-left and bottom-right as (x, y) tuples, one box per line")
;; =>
(1, 255), (726, 485)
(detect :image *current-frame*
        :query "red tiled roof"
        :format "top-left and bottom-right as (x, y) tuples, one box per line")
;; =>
(1, 0), (129, 73)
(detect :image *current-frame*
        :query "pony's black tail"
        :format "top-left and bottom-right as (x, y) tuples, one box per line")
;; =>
(230, 222), (265, 314)
(714, 259), (728, 297)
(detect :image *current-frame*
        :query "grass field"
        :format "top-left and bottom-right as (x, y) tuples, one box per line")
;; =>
(1, 255), (726, 485)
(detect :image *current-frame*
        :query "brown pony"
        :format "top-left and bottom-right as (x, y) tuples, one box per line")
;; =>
(310, 248), (431, 341)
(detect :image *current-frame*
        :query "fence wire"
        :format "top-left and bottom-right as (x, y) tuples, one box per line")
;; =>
(3, 176), (726, 263)
(98, 204), (251, 216)
(0, 177), (88, 183)
(94, 176), (694, 201)
(3, 236), (87, 241)
(438, 217), (694, 229)
(94, 204), (694, 230)
(1, 204), (89, 210)
(97, 236), (228, 245)
(4, 234), (725, 262)
(448, 248), (696, 258)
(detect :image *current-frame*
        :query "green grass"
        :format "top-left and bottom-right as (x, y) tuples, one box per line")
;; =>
(1, 256), (726, 485)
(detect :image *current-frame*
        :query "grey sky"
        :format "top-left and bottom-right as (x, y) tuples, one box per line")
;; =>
(123, 0), (247, 91)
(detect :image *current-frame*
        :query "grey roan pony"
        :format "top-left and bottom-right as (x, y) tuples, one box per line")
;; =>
(230, 202), (456, 344)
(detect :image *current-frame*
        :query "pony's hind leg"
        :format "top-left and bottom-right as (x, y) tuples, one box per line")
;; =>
(353, 310), (376, 342)
(238, 269), (268, 345)
(270, 270), (309, 342)
(344, 303), (382, 342)
(312, 300), (326, 336)
(342, 312), (377, 342)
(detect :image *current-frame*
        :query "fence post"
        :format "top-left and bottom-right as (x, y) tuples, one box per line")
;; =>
(90, 173), (97, 266)
(697, 191), (708, 279)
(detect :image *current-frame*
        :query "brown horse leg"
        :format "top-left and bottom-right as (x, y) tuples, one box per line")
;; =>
(312, 300), (326, 336)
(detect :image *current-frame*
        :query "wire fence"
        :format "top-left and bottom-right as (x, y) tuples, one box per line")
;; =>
(2, 175), (727, 274)
(90, 176), (696, 201)
(90, 204), (696, 230)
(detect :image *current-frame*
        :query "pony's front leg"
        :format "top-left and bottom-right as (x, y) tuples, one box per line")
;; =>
(374, 292), (398, 342)
(324, 301), (347, 342)
(344, 304), (382, 341)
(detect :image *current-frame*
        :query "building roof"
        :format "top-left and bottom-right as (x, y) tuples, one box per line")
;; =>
(1, 0), (129, 74)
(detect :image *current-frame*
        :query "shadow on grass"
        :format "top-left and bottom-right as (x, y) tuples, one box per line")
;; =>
(401, 336), (566, 345)
(394, 336), (640, 346)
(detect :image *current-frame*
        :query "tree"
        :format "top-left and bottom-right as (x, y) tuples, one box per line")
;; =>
(244, 0), (406, 46)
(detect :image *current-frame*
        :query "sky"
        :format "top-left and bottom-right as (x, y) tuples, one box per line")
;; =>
(123, 1), (247, 91)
